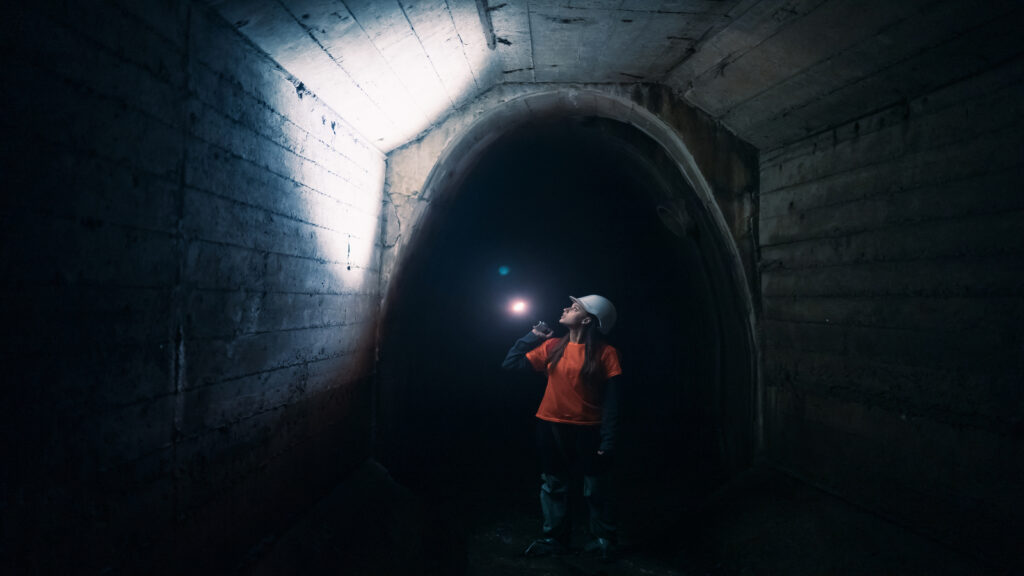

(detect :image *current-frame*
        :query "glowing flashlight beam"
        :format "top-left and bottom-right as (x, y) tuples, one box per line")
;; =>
(510, 300), (527, 314)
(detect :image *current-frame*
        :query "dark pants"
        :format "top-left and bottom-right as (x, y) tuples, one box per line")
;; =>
(536, 420), (616, 544)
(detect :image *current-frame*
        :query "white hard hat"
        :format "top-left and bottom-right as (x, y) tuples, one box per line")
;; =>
(570, 294), (617, 335)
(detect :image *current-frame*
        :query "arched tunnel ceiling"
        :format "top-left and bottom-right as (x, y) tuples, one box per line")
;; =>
(207, 0), (1022, 152)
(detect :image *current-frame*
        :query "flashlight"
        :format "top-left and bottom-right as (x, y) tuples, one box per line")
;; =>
(533, 321), (553, 337)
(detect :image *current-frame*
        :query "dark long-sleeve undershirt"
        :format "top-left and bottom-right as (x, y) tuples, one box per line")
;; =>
(501, 331), (544, 371)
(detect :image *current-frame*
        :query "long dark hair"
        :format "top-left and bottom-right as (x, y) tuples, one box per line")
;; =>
(546, 314), (604, 380)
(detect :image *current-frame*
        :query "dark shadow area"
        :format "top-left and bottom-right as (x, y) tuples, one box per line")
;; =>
(241, 460), (992, 575)
(374, 116), (754, 569)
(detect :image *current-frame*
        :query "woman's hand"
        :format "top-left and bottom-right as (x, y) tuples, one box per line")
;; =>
(531, 321), (554, 339)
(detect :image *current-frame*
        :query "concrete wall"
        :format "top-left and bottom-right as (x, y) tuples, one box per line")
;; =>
(1, 2), (384, 572)
(383, 83), (759, 315)
(760, 55), (1024, 567)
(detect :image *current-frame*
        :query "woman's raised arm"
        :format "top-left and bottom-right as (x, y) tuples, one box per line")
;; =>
(501, 323), (552, 371)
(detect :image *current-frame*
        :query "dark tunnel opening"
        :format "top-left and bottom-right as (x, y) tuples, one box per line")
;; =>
(376, 115), (757, 555)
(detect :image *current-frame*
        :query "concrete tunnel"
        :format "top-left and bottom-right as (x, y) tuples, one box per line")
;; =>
(1, 1), (1022, 574)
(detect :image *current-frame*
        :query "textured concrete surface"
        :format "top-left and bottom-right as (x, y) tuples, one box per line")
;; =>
(759, 50), (1024, 569)
(209, 0), (1023, 152)
(2, 2), (385, 572)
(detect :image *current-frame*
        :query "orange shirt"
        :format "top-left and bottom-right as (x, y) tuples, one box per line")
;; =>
(526, 339), (622, 425)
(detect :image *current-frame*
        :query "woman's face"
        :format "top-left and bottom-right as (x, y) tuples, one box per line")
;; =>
(559, 300), (591, 329)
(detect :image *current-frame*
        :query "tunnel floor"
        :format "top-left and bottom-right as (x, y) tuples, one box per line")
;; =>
(239, 459), (988, 575)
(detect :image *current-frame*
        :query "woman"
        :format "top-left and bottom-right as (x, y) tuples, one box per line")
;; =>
(502, 294), (622, 561)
